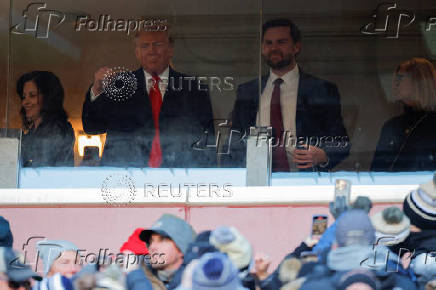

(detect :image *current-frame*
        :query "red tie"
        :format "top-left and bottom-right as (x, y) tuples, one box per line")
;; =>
(270, 78), (290, 172)
(148, 75), (163, 168)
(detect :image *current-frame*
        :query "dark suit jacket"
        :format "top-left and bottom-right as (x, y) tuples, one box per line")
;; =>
(371, 108), (436, 172)
(228, 70), (350, 171)
(82, 67), (215, 167)
(21, 120), (75, 167)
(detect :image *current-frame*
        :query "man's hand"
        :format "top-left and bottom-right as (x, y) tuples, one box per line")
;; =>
(304, 236), (321, 248)
(293, 145), (328, 169)
(91, 67), (111, 96)
(251, 253), (271, 281)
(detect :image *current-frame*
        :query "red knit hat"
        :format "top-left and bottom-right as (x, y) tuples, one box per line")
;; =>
(120, 228), (149, 255)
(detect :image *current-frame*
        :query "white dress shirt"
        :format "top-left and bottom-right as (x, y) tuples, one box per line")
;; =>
(256, 65), (300, 169)
(144, 67), (169, 100)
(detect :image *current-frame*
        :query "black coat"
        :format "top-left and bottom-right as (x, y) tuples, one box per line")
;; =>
(227, 70), (350, 171)
(371, 108), (436, 172)
(82, 67), (215, 168)
(391, 230), (436, 258)
(21, 120), (75, 167)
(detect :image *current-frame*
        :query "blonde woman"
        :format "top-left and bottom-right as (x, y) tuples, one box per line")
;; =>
(371, 58), (436, 171)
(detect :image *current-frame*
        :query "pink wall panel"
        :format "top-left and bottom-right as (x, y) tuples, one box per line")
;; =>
(0, 203), (399, 272)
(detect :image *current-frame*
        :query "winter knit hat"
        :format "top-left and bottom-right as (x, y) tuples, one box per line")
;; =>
(403, 177), (436, 230)
(184, 231), (218, 266)
(120, 228), (149, 255)
(352, 196), (372, 213)
(191, 252), (247, 290)
(140, 214), (196, 255)
(336, 209), (375, 247)
(337, 269), (378, 290)
(371, 206), (410, 246)
(37, 240), (79, 276)
(0, 216), (13, 247)
(209, 226), (252, 270)
(278, 258), (302, 284)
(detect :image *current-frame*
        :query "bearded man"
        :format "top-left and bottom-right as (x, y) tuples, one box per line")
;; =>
(229, 18), (350, 172)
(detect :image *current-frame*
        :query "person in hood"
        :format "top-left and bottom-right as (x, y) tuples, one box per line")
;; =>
(127, 214), (196, 289)
(301, 209), (417, 290)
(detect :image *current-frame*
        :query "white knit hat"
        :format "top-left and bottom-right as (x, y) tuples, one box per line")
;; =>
(371, 206), (410, 246)
(209, 226), (252, 270)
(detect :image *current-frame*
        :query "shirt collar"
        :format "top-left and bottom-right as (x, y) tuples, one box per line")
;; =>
(143, 66), (170, 82)
(269, 64), (299, 85)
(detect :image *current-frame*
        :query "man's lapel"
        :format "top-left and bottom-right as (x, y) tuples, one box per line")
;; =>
(295, 69), (310, 136)
(253, 75), (269, 112)
(160, 67), (178, 115)
(135, 67), (149, 103)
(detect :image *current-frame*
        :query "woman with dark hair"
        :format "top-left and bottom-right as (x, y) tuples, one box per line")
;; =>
(371, 58), (436, 171)
(17, 71), (75, 167)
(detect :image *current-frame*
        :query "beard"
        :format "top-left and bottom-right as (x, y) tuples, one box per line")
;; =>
(264, 51), (293, 70)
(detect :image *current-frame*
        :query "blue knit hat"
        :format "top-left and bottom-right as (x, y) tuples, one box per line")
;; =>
(191, 252), (247, 290)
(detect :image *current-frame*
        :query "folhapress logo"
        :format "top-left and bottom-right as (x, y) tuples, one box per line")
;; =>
(361, 3), (415, 38)
(11, 2), (65, 39)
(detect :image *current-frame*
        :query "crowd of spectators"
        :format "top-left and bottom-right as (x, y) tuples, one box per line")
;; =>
(1, 177), (435, 290)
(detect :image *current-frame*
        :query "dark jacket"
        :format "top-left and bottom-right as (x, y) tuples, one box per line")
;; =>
(259, 241), (312, 290)
(391, 230), (436, 258)
(371, 108), (436, 172)
(21, 120), (75, 167)
(82, 67), (215, 168)
(301, 245), (418, 290)
(227, 70), (350, 171)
